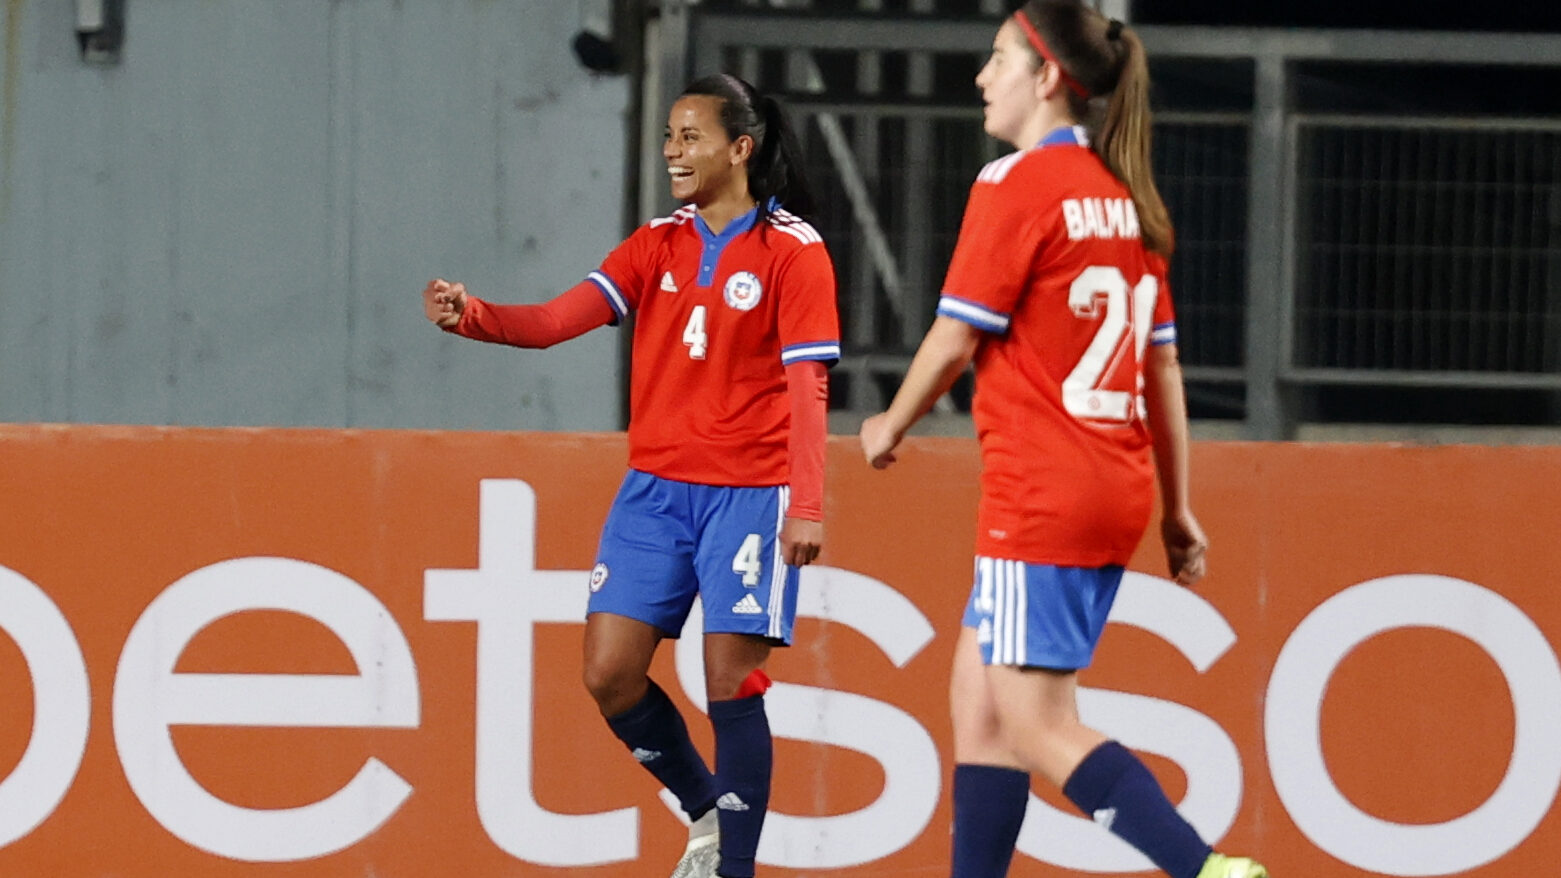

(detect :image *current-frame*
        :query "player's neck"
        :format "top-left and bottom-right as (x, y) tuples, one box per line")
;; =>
(695, 187), (758, 236)
(1017, 104), (1076, 150)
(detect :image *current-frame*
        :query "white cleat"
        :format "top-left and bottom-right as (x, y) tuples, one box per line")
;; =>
(669, 809), (720, 878)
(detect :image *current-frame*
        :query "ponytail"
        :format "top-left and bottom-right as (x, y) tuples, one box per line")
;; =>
(1016, 0), (1175, 257)
(1097, 29), (1174, 257)
(751, 94), (817, 222)
(679, 74), (817, 224)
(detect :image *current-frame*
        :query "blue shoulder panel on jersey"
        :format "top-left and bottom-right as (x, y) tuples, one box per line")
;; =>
(937, 295), (1011, 334)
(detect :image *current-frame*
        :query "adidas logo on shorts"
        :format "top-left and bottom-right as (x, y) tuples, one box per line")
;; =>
(731, 594), (763, 615)
(631, 748), (662, 764)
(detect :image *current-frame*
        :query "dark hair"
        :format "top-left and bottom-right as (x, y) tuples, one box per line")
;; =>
(1014, 0), (1174, 257)
(678, 73), (817, 223)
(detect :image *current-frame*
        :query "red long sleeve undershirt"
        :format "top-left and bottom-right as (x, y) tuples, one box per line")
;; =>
(783, 359), (828, 522)
(447, 284), (829, 521)
(448, 281), (615, 348)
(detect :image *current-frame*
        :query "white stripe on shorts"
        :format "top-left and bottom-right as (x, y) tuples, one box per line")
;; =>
(992, 558), (1007, 663)
(987, 558), (1029, 665)
(767, 485), (789, 639)
(1012, 560), (1027, 665)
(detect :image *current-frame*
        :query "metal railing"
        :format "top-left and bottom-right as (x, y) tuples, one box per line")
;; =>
(642, 2), (1561, 437)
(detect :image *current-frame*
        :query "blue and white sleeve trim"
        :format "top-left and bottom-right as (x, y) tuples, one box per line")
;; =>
(781, 340), (841, 366)
(587, 271), (631, 322)
(937, 295), (1010, 334)
(1151, 321), (1177, 346)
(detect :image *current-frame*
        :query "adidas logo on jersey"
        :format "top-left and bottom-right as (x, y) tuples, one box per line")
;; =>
(660, 271), (679, 293)
(631, 747), (662, 764)
(716, 793), (750, 811)
(732, 594), (763, 615)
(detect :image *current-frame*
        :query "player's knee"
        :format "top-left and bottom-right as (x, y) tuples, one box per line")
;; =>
(581, 657), (645, 715)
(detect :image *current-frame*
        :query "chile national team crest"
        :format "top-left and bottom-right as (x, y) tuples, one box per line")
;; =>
(723, 271), (763, 311)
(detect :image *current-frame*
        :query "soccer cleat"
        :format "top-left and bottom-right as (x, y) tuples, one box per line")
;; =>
(1196, 852), (1269, 878)
(670, 809), (720, 878)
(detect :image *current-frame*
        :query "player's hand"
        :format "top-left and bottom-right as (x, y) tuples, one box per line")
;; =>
(859, 413), (902, 469)
(423, 278), (467, 328)
(780, 517), (822, 567)
(1161, 509), (1208, 586)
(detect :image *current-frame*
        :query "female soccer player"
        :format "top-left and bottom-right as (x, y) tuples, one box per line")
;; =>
(424, 74), (839, 878)
(858, 4), (1265, 878)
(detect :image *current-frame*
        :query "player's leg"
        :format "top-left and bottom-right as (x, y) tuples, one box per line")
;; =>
(692, 482), (798, 878)
(703, 633), (774, 878)
(585, 471), (718, 824)
(982, 561), (1254, 878)
(949, 624), (1030, 878)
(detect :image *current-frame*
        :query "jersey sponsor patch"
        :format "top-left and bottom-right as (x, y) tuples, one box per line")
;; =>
(589, 562), (609, 592)
(723, 271), (763, 311)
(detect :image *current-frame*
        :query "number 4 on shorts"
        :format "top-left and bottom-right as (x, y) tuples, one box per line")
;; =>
(731, 533), (762, 586)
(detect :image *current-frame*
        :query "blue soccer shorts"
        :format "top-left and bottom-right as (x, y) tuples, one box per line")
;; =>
(586, 469), (800, 643)
(961, 556), (1124, 670)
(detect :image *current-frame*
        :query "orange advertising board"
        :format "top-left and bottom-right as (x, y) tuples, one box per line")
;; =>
(0, 424), (1557, 876)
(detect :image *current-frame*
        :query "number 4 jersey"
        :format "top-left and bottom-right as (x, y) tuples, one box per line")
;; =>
(589, 203), (841, 487)
(937, 126), (1176, 567)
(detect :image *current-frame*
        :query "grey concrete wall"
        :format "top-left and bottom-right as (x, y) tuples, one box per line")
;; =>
(0, 0), (629, 430)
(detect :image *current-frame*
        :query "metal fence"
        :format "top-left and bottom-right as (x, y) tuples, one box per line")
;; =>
(642, 3), (1561, 437)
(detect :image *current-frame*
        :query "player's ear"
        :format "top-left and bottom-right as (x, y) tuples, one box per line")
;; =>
(1035, 60), (1062, 101)
(730, 133), (755, 166)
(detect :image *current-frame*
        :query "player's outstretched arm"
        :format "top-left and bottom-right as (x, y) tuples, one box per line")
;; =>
(423, 280), (616, 349)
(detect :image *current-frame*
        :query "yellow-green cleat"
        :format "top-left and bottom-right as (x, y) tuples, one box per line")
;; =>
(1196, 852), (1269, 878)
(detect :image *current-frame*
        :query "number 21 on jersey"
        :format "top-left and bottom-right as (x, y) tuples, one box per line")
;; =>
(1062, 265), (1158, 423)
(683, 305), (708, 360)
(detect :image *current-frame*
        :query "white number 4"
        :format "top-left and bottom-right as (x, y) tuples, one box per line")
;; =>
(683, 305), (708, 360)
(732, 532), (762, 586)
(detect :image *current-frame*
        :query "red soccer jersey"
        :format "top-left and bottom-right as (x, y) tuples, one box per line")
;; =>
(937, 127), (1178, 566)
(589, 204), (840, 486)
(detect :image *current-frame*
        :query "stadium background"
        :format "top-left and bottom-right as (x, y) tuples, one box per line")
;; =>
(1, 1), (1559, 876)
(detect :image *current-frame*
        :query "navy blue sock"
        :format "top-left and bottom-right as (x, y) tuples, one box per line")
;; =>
(1062, 741), (1211, 878)
(952, 764), (1030, 878)
(709, 694), (771, 878)
(604, 680), (718, 819)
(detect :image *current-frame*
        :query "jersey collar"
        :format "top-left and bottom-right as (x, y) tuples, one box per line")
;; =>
(694, 203), (760, 244)
(691, 203), (761, 289)
(1035, 125), (1090, 149)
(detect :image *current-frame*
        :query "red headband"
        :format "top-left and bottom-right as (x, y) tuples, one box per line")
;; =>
(1011, 11), (1090, 99)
